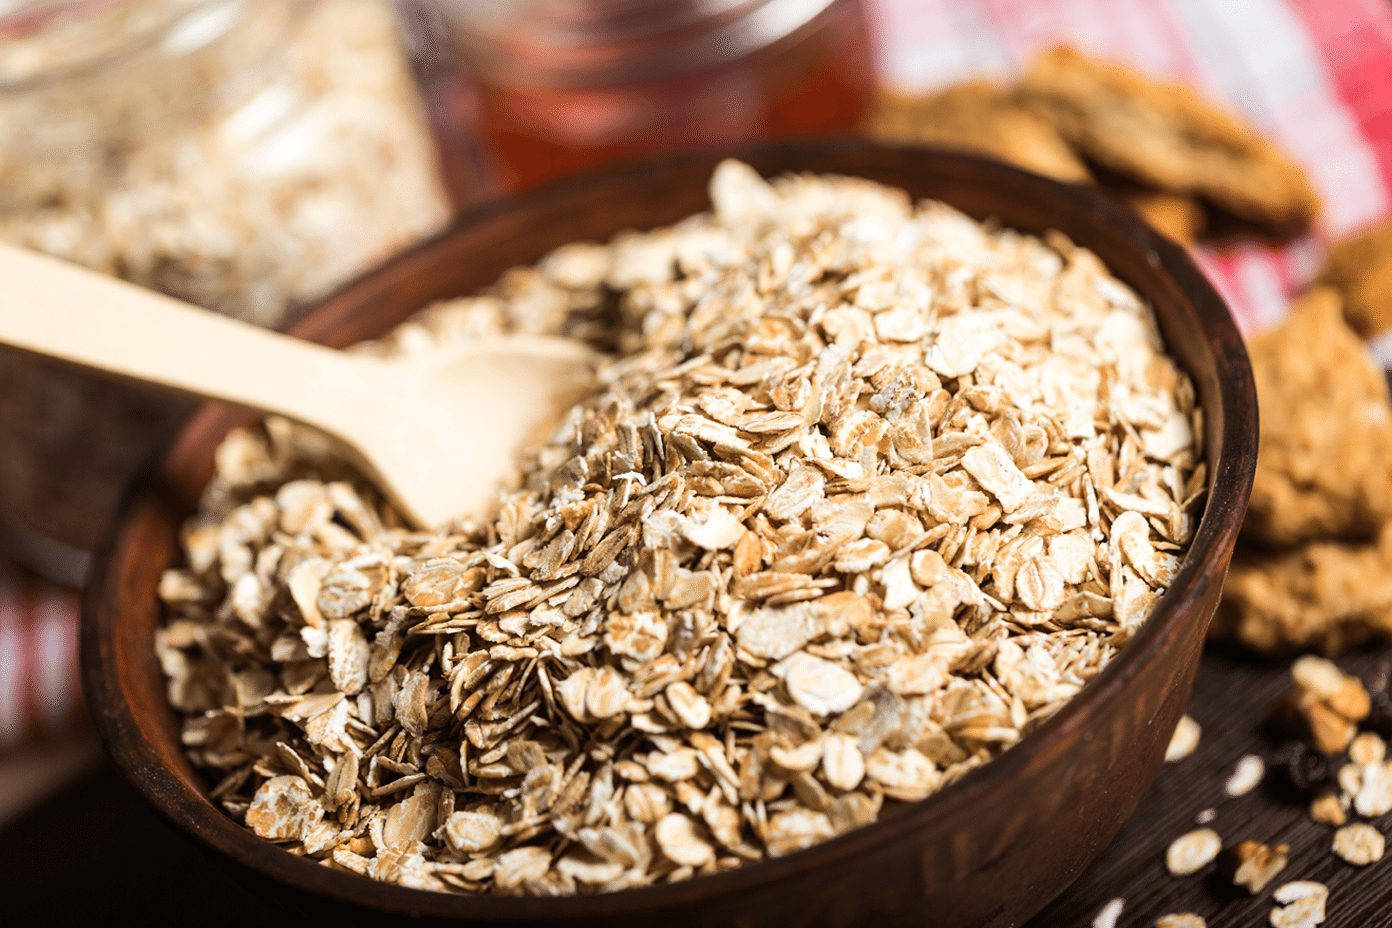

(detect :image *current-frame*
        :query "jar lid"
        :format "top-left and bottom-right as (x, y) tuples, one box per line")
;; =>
(436, 0), (841, 88)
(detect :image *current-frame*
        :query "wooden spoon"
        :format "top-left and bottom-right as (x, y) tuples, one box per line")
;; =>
(0, 243), (599, 527)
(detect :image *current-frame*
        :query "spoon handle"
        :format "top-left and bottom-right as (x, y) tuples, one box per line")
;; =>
(0, 243), (366, 427)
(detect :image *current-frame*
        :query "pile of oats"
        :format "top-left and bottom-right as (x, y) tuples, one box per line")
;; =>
(157, 160), (1203, 895)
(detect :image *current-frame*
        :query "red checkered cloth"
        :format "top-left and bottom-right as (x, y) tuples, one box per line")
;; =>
(3, 0), (1391, 747)
(0, 567), (81, 746)
(876, 0), (1392, 331)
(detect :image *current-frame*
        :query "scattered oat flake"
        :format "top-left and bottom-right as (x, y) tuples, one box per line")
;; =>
(1156, 915), (1206, 928)
(1353, 760), (1392, 817)
(1269, 880), (1328, 928)
(1166, 827), (1221, 876)
(1233, 840), (1290, 894)
(1195, 807), (1217, 825)
(1350, 731), (1386, 765)
(1309, 792), (1347, 827)
(1165, 715), (1201, 763)
(1225, 754), (1266, 797)
(1092, 897), (1125, 928)
(1332, 822), (1385, 866)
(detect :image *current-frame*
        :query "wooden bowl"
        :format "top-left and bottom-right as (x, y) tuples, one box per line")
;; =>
(83, 140), (1257, 927)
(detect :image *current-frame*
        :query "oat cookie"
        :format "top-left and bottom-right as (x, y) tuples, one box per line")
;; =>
(1319, 219), (1392, 337)
(1118, 189), (1206, 246)
(1020, 45), (1320, 230)
(1218, 527), (1392, 653)
(1244, 287), (1392, 546)
(868, 80), (1092, 184)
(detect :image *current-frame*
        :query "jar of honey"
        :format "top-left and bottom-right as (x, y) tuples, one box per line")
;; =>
(397, 0), (873, 199)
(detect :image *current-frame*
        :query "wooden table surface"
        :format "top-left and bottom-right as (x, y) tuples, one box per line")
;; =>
(5, 644), (1391, 926)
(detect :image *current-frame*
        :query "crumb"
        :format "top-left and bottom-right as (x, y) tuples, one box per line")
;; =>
(1167, 827), (1222, 876)
(1349, 731), (1386, 764)
(1269, 880), (1328, 928)
(1155, 915), (1206, 928)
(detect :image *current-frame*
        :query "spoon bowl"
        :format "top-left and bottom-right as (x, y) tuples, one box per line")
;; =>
(317, 336), (599, 526)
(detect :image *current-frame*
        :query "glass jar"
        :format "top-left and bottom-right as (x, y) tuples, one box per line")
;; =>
(0, 0), (451, 584)
(396, 0), (873, 199)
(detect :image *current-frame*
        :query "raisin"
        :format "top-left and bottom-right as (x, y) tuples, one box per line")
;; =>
(1278, 741), (1332, 793)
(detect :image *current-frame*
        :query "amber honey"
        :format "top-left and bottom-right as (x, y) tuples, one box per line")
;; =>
(400, 0), (873, 198)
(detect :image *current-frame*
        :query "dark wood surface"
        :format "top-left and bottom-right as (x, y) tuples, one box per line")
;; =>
(80, 143), (1255, 927)
(10, 644), (1392, 925)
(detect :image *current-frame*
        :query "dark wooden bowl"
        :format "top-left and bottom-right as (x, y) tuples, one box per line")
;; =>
(82, 140), (1257, 928)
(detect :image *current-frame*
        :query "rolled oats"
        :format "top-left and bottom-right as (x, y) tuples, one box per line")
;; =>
(1224, 754), (1265, 797)
(1166, 828), (1222, 876)
(1165, 715), (1201, 763)
(1156, 915), (1206, 928)
(1309, 792), (1347, 827)
(1093, 897), (1125, 928)
(156, 162), (1201, 895)
(1331, 822), (1384, 866)
(1231, 839), (1290, 894)
(1269, 880), (1328, 928)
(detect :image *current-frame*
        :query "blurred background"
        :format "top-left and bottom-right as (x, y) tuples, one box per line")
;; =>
(0, 0), (1389, 919)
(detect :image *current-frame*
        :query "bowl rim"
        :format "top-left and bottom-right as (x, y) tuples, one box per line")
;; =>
(82, 138), (1257, 920)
